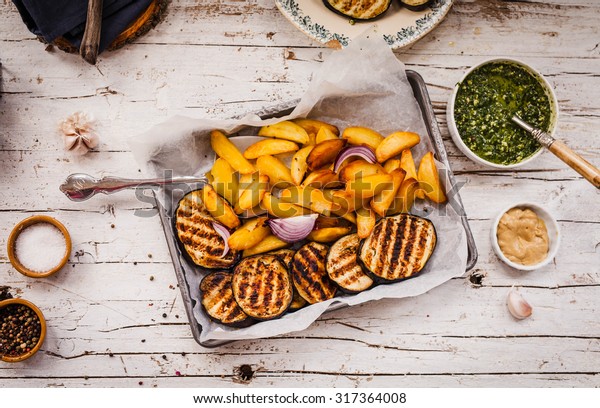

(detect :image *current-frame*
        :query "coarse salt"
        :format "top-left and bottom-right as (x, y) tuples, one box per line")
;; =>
(15, 223), (67, 273)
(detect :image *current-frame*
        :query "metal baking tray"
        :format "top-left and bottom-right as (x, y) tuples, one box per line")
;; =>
(156, 70), (478, 347)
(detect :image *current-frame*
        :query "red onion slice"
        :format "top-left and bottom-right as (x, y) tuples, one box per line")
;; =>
(211, 222), (230, 258)
(268, 214), (318, 243)
(333, 146), (377, 172)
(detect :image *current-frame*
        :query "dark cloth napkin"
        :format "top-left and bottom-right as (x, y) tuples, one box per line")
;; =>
(12, 0), (153, 52)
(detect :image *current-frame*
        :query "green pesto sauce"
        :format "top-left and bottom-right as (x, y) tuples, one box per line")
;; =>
(454, 62), (552, 165)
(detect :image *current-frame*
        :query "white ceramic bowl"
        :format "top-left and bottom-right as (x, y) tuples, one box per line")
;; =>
(491, 202), (561, 271)
(447, 58), (559, 169)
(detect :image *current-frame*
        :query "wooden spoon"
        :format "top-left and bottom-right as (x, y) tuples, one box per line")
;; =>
(512, 115), (600, 188)
(80, 0), (103, 65)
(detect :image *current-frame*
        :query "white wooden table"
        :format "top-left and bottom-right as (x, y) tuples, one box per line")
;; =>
(1, 0), (599, 388)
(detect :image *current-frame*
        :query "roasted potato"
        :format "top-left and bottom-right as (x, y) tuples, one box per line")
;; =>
(307, 227), (353, 243)
(338, 159), (386, 184)
(302, 169), (340, 189)
(256, 155), (294, 187)
(210, 130), (255, 175)
(258, 121), (309, 144)
(306, 139), (346, 171)
(371, 168), (406, 217)
(375, 131), (420, 163)
(383, 158), (401, 173)
(228, 217), (271, 250)
(341, 126), (384, 150)
(389, 177), (419, 215)
(345, 173), (393, 199)
(418, 152), (447, 203)
(243, 139), (299, 159)
(315, 126), (338, 144)
(400, 149), (423, 199)
(210, 158), (238, 206)
(235, 173), (269, 213)
(291, 145), (314, 185)
(279, 185), (337, 216)
(292, 118), (339, 138)
(261, 192), (306, 218)
(356, 207), (376, 238)
(200, 184), (240, 229)
(330, 189), (370, 213)
(242, 234), (290, 257)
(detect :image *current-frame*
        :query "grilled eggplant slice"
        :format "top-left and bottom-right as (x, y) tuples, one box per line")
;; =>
(323, 0), (392, 21)
(269, 249), (307, 311)
(232, 255), (293, 320)
(400, 0), (432, 12)
(176, 190), (239, 269)
(359, 214), (436, 282)
(327, 234), (373, 293)
(292, 242), (337, 304)
(269, 249), (296, 270)
(200, 271), (253, 327)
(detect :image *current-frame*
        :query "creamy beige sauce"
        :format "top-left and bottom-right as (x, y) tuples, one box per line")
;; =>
(497, 208), (549, 266)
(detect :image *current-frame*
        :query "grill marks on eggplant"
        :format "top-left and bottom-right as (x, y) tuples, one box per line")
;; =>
(359, 214), (436, 282)
(200, 272), (252, 327)
(324, 0), (392, 20)
(292, 242), (337, 304)
(232, 255), (293, 320)
(326, 234), (373, 293)
(176, 190), (238, 269)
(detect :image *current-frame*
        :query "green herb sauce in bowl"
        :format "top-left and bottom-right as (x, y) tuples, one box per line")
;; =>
(447, 59), (558, 168)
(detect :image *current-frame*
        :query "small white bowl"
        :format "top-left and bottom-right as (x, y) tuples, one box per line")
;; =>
(491, 202), (561, 271)
(447, 58), (559, 169)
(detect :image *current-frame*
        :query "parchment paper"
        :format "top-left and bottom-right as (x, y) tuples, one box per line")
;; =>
(129, 29), (468, 343)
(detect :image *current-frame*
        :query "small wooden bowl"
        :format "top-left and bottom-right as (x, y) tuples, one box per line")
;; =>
(0, 298), (47, 363)
(7, 215), (72, 278)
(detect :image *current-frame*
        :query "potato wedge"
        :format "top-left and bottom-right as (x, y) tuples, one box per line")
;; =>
(243, 139), (299, 159)
(228, 217), (271, 250)
(291, 145), (314, 185)
(292, 118), (340, 137)
(338, 159), (386, 184)
(418, 151), (447, 203)
(258, 121), (309, 144)
(261, 192), (306, 218)
(210, 130), (255, 175)
(388, 177), (420, 215)
(341, 126), (384, 150)
(243, 234), (290, 257)
(315, 126), (338, 144)
(279, 185), (337, 216)
(371, 169), (406, 217)
(302, 169), (340, 188)
(235, 174), (269, 213)
(375, 131), (421, 163)
(345, 173), (393, 199)
(256, 155), (294, 187)
(307, 227), (353, 243)
(306, 139), (346, 171)
(400, 149), (423, 199)
(330, 189), (370, 212)
(200, 184), (240, 229)
(356, 207), (376, 239)
(210, 158), (238, 205)
(383, 159), (401, 173)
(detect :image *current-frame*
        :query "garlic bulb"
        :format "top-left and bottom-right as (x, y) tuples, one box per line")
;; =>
(507, 287), (533, 320)
(58, 112), (99, 155)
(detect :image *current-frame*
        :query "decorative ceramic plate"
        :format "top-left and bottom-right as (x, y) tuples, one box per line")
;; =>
(275, 0), (453, 49)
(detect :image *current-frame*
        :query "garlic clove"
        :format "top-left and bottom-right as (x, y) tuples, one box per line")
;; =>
(58, 112), (98, 155)
(507, 287), (533, 320)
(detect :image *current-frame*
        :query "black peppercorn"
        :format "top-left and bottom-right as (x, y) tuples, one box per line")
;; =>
(0, 304), (42, 358)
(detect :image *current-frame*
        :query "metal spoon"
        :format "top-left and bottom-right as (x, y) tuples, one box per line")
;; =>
(59, 173), (208, 202)
(512, 115), (600, 189)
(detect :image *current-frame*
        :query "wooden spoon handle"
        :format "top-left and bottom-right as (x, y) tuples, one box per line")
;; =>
(548, 140), (600, 188)
(80, 0), (103, 65)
